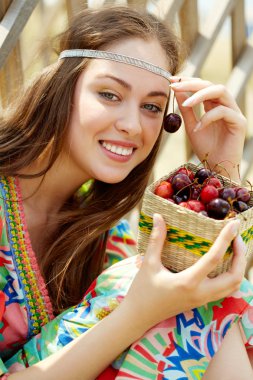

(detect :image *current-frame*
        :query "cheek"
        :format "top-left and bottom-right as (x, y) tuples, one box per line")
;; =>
(72, 86), (109, 125)
(69, 102), (110, 142)
(143, 123), (162, 151)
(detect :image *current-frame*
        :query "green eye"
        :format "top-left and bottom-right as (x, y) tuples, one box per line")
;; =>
(99, 92), (118, 101)
(143, 104), (162, 113)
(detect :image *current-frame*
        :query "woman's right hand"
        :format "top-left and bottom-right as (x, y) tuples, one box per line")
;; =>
(123, 214), (246, 332)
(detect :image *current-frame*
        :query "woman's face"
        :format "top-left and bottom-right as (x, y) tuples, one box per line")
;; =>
(65, 37), (170, 184)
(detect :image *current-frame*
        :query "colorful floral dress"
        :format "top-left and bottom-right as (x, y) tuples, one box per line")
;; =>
(0, 176), (253, 379)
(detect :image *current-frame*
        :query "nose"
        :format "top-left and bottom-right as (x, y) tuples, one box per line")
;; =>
(115, 103), (142, 136)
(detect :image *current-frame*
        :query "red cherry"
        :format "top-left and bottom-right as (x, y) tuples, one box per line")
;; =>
(166, 174), (175, 183)
(155, 181), (174, 199)
(200, 185), (219, 204)
(176, 167), (195, 181)
(179, 202), (192, 209)
(236, 187), (250, 203)
(172, 173), (192, 192)
(190, 185), (201, 200)
(164, 113), (182, 133)
(206, 198), (230, 219)
(195, 168), (212, 184)
(233, 200), (249, 212)
(204, 176), (222, 188)
(187, 200), (205, 212)
(219, 187), (236, 202)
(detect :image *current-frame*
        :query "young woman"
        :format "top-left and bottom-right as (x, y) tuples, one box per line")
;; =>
(0, 6), (252, 379)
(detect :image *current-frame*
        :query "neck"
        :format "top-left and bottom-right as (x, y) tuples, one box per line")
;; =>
(18, 154), (90, 215)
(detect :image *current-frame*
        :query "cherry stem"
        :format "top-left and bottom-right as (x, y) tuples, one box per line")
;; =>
(172, 78), (181, 113)
(175, 178), (198, 197)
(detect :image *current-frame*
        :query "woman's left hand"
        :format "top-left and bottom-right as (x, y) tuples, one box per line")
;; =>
(170, 77), (247, 182)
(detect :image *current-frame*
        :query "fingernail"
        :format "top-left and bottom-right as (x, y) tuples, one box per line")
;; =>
(234, 234), (246, 254)
(153, 213), (160, 228)
(230, 220), (240, 237)
(236, 234), (244, 245)
(182, 97), (193, 107)
(170, 82), (182, 88)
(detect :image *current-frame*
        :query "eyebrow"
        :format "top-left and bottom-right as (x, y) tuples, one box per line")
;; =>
(97, 74), (169, 99)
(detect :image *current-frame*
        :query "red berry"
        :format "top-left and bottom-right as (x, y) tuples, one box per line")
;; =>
(158, 165), (251, 221)
(219, 187), (236, 202)
(187, 200), (205, 212)
(195, 168), (212, 184)
(172, 174), (192, 194)
(164, 113), (182, 133)
(190, 185), (201, 200)
(204, 176), (222, 188)
(179, 202), (192, 209)
(155, 181), (174, 199)
(167, 175), (174, 183)
(236, 187), (250, 203)
(173, 194), (188, 204)
(206, 198), (230, 219)
(233, 200), (249, 212)
(200, 185), (219, 203)
(177, 167), (195, 181)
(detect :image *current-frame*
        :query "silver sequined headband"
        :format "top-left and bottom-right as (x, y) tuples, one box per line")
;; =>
(59, 49), (172, 81)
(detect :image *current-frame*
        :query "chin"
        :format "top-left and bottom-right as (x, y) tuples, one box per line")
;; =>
(101, 176), (127, 184)
(94, 171), (129, 184)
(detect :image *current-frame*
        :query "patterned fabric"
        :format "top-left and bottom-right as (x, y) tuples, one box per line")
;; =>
(0, 177), (54, 360)
(4, 255), (253, 379)
(0, 176), (253, 379)
(0, 176), (136, 375)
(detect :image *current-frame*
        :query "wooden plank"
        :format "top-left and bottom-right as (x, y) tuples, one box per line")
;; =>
(0, 43), (23, 108)
(150, 0), (184, 21)
(66, 0), (88, 18)
(231, 0), (246, 113)
(0, 0), (24, 108)
(231, 0), (246, 60)
(179, 0), (198, 50)
(0, 0), (40, 69)
(127, 0), (148, 9)
(226, 33), (253, 100)
(0, 0), (12, 21)
(179, 0), (199, 160)
(240, 137), (253, 180)
(182, 0), (237, 76)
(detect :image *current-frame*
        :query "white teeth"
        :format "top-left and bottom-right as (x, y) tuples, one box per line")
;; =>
(102, 141), (133, 156)
(115, 146), (123, 155)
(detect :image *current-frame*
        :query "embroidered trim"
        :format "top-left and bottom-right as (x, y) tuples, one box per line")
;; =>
(59, 49), (172, 81)
(0, 177), (54, 336)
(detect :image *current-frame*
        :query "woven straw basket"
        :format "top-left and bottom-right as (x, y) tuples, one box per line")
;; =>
(138, 163), (253, 277)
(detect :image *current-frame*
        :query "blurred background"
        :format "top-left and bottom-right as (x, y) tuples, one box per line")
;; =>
(1, 0), (253, 278)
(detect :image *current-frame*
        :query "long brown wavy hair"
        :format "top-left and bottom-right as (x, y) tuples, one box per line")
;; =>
(0, 6), (183, 314)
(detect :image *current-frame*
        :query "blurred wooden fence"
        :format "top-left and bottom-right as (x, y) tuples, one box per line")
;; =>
(0, 0), (253, 178)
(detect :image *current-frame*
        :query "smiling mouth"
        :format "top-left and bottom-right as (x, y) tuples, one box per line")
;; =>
(100, 141), (135, 156)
